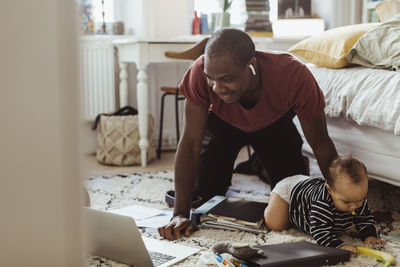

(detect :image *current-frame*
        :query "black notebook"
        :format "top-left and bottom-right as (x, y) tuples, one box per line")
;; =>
(246, 241), (350, 267)
(191, 196), (268, 234)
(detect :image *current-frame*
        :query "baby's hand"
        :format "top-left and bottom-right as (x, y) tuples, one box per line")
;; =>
(364, 236), (386, 245)
(340, 244), (358, 253)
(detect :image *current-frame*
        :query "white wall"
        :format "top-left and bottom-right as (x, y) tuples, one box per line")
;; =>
(126, 61), (192, 148)
(114, 0), (144, 35)
(313, 0), (362, 28)
(0, 1), (83, 266)
(111, 0), (194, 149)
(107, 0), (364, 151)
(117, 0), (192, 38)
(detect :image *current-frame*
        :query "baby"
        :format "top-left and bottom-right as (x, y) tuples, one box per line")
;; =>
(264, 154), (385, 253)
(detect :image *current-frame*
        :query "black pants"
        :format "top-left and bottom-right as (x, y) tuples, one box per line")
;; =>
(194, 111), (308, 202)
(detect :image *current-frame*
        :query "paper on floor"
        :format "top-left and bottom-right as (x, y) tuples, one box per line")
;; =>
(110, 204), (172, 228)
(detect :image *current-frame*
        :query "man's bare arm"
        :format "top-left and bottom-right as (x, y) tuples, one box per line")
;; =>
(300, 113), (338, 179)
(158, 100), (208, 240)
(173, 100), (208, 218)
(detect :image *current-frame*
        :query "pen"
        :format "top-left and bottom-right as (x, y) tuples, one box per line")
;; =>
(231, 259), (248, 267)
(214, 253), (235, 267)
(214, 253), (248, 267)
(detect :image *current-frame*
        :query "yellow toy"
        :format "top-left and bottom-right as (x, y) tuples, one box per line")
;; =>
(357, 246), (395, 267)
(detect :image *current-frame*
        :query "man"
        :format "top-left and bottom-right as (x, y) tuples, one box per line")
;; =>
(158, 28), (338, 240)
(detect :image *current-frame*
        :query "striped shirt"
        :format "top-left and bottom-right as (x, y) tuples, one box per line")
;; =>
(289, 177), (377, 248)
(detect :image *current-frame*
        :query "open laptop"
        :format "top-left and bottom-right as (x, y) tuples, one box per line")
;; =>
(83, 207), (199, 267)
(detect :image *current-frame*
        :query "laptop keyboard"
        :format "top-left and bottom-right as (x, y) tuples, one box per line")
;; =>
(148, 250), (176, 266)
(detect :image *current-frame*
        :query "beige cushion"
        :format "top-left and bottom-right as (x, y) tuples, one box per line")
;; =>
(288, 23), (379, 69)
(376, 0), (400, 22)
(346, 14), (400, 70)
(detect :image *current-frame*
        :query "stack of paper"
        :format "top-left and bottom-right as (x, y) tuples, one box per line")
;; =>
(191, 196), (269, 234)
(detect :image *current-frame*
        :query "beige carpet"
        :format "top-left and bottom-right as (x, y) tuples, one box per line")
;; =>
(85, 157), (400, 267)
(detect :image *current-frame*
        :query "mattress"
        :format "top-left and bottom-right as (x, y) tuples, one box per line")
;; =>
(306, 64), (400, 135)
(294, 116), (400, 187)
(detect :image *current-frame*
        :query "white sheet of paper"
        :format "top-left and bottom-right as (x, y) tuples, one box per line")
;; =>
(136, 211), (173, 228)
(110, 205), (173, 228)
(110, 205), (167, 220)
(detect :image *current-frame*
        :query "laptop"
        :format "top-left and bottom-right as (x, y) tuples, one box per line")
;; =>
(83, 207), (199, 267)
(246, 241), (350, 267)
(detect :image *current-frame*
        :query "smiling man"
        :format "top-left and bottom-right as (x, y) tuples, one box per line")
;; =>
(158, 28), (338, 240)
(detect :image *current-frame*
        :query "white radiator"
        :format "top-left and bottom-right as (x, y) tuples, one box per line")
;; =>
(79, 36), (117, 121)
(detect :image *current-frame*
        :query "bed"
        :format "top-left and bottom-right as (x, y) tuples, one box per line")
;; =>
(294, 64), (400, 186)
(287, 11), (400, 186)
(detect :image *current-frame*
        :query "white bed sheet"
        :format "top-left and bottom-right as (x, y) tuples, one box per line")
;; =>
(306, 64), (400, 135)
(294, 116), (400, 186)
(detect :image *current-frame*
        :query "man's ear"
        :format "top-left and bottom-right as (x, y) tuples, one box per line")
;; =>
(248, 57), (257, 75)
(249, 57), (257, 67)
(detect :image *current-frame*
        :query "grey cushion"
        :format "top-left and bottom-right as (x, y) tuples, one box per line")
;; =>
(345, 13), (400, 70)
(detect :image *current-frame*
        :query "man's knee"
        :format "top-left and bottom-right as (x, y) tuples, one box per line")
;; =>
(194, 181), (231, 203)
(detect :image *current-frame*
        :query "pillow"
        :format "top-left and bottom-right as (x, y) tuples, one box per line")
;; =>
(345, 14), (400, 70)
(288, 23), (379, 69)
(376, 0), (400, 22)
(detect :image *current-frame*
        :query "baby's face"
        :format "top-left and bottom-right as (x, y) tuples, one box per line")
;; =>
(327, 173), (368, 213)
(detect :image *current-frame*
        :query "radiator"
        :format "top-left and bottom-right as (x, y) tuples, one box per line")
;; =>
(79, 36), (117, 121)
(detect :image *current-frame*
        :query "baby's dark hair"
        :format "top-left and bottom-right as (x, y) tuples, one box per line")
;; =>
(327, 154), (367, 189)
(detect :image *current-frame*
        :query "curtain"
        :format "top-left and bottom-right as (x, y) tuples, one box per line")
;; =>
(330, 0), (362, 28)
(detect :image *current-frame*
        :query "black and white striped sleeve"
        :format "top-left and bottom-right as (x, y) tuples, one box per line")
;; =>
(309, 200), (344, 248)
(354, 199), (378, 241)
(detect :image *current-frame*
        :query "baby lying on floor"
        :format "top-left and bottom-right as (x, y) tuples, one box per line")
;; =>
(264, 154), (386, 253)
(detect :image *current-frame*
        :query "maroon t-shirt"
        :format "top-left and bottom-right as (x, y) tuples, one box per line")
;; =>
(178, 51), (325, 132)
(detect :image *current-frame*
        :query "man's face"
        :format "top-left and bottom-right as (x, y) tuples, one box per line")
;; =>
(203, 54), (251, 104)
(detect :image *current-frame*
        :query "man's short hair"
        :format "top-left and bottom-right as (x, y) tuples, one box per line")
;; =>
(205, 28), (256, 68)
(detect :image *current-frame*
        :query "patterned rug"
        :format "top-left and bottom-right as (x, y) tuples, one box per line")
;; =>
(85, 157), (400, 267)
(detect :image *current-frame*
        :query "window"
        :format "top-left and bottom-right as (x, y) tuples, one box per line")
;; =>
(194, 0), (247, 26)
(92, 0), (114, 23)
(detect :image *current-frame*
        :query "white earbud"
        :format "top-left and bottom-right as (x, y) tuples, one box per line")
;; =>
(249, 64), (256, 76)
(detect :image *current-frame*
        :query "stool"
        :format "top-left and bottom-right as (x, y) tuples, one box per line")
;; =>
(157, 37), (210, 159)
(157, 86), (185, 159)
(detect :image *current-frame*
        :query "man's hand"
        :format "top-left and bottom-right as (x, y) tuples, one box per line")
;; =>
(340, 244), (358, 253)
(364, 236), (386, 245)
(158, 215), (195, 240)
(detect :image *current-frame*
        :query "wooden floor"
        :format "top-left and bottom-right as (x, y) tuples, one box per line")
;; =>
(83, 147), (250, 178)
(83, 151), (176, 177)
